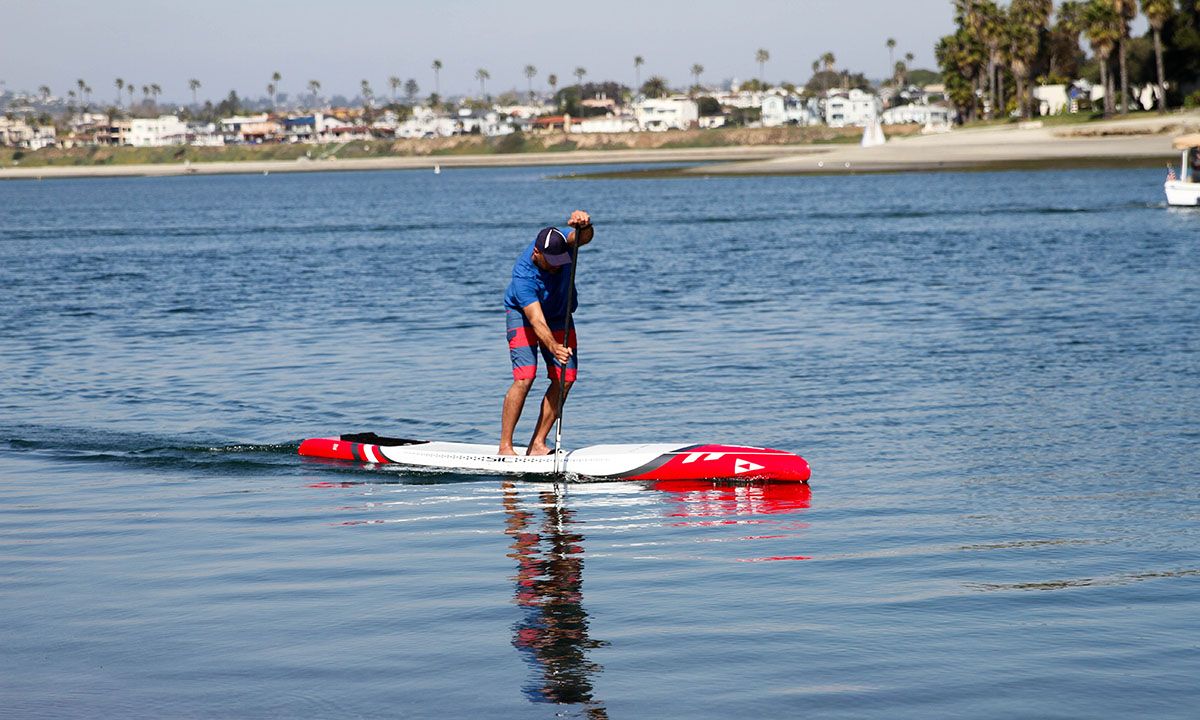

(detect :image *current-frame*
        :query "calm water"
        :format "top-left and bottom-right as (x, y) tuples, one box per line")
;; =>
(1, 165), (1197, 718)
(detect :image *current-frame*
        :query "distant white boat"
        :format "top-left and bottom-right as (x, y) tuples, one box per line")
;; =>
(861, 116), (886, 148)
(1166, 134), (1200, 207)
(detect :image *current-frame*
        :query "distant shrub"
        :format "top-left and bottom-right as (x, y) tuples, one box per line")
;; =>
(1185, 91), (1200, 109)
(494, 131), (526, 154)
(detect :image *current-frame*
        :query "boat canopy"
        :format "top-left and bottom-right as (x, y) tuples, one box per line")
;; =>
(1172, 133), (1200, 150)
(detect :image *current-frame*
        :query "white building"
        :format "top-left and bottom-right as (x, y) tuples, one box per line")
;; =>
(0, 117), (57, 149)
(188, 123), (225, 146)
(633, 96), (699, 131)
(881, 101), (952, 127)
(127, 115), (188, 146)
(569, 114), (638, 134)
(761, 95), (821, 126)
(824, 89), (883, 128)
(714, 88), (767, 109)
(283, 113), (342, 143)
(1033, 84), (1070, 115)
(395, 106), (459, 138)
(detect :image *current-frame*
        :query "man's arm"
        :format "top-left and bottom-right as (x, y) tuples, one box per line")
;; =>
(521, 300), (572, 364)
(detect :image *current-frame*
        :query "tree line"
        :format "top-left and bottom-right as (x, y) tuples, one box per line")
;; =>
(937, 0), (1200, 121)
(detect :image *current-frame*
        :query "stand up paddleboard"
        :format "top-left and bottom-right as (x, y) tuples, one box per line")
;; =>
(298, 432), (810, 483)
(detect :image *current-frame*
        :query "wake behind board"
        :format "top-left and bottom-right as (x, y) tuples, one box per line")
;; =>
(298, 433), (810, 483)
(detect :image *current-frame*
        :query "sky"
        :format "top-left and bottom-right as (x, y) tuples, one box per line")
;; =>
(4, 0), (958, 103)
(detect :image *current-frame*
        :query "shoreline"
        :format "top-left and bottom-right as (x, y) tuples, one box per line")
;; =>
(0, 145), (824, 180)
(2, 112), (1195, 181)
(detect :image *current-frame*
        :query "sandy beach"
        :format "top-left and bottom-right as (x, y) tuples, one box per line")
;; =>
(687, 113), (1200, 176)
(2, 112), (1196, 181)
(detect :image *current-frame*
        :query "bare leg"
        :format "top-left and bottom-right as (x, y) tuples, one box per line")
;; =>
(527, 379), (573, 455)
(499, 378), (535, 455)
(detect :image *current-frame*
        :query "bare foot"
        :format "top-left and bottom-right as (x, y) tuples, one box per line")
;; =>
(498, 446), (517, 456)
(526, 443), (552, 456)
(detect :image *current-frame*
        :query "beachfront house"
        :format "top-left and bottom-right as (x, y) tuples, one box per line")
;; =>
(824, 89), (883, 128)
(761, 95), (821, 126)
(714, 86), (766, 109)
(0, 117), (57, 149)
(568, 112), (638, 134)
(1033, 84), (1070, 115)
(881, 101), (952, 128)
(283, 113), (343, 143)
(125, 115), (188, 146)
(220, 114), (282, 144)
(188, 123), (225, 146)
(395, 106), (459, 139)
(633, 96), (699, 131)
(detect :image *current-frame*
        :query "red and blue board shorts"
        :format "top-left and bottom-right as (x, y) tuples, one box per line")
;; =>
(507, 308), (578, 382)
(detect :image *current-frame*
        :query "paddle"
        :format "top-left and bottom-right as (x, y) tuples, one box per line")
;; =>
(552, 219), (585, 475)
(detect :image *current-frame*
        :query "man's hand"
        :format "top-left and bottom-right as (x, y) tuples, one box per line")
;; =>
(567, 209), (593, 246)
(568, 210), (590, 228)
(551, 343), (574, 365)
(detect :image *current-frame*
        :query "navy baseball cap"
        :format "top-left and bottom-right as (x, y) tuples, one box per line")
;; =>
(535, 227), (573, 267)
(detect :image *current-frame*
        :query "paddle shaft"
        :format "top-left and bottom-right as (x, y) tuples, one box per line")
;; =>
(552, 225), (583, 474)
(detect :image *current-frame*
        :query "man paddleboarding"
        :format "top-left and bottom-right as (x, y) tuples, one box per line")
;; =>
(499, 210), (594, 456)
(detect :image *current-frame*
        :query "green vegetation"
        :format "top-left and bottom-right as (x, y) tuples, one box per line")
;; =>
(938, 0), (1200, 121)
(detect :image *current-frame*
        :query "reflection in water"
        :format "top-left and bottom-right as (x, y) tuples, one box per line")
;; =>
(501, 482), (609, 715)
(498, 479), (812, 712)
(653, 480), (812, 519)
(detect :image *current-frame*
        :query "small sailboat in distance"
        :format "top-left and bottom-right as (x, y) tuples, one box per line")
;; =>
(861, 113), (886, 148)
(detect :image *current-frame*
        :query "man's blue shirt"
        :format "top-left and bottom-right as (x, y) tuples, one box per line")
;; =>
(503, 228), (579, 321)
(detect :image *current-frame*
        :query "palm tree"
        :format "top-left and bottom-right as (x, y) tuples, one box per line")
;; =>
(141, 84), (150, 110)
(690, 63), (705, 94)
(266, 83), (276, 109)
(189, 78), (201, 106)
(76, 78), (86, 101)
(634, 55), (644, 91)
(386, 75), (400, 103)
(641, 76), (669, 99)
(1007, 0), (1043, 118)
(404, 78), (419, 104)
(1084, 0), (1121, 115)
(271, 71), (282, 108)
(37, 85), (51, 103)
(150, 83), (161, 111)
(115, 77), (125, 107)
(307, 79), (321, 106)
(821, 52), (836, 72)
(971, 0), (1006, 118)
(547, 73), (558, 99)
(432, 59), (443, 96)
(1140, 0), (1174, 113)
(475, 68), (490, 98)
(127, 84), (135, 109)
(574, 66), (586, 90)
(1114, 0), (1137, 113)
(524, 64), (537, 101)
(756, 48), (770, 82)
(84, 84), (92, 108)
(1050, 1), (1086, 79)
(886, 37), (897, 74)
(361, 79), (374, 109)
